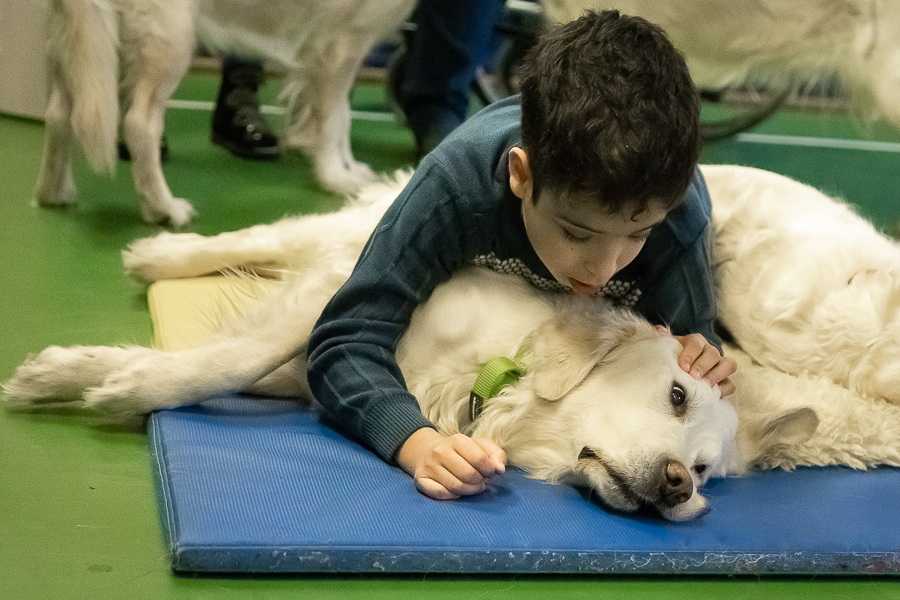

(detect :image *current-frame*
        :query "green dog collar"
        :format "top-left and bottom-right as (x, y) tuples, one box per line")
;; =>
(468, 336), (534, 422)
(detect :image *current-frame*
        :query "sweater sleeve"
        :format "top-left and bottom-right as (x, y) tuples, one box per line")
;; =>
(305, 164), (483, 463)
(631, 169), (721, 350)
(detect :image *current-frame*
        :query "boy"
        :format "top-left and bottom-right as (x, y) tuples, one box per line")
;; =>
(307, 10), (736, 500)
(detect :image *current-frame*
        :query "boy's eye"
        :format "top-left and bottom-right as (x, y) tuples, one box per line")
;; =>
(630, 230), (653, 243)
(563, 229), (591, 243)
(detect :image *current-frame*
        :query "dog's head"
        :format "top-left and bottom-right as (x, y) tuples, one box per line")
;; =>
(496, 304), (739, 521)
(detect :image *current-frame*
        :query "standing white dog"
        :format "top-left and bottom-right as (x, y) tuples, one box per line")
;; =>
(36, 0), (415, 225)
(544, 1), (900, 127)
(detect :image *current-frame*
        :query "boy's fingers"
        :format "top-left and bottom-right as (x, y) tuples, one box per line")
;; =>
(450, 434), (504, 479)
(436, 444), (488, 486)
(675, 333), (706, 372)
(414, 475), (461, 501)
(717, 377), (736, 398)
(416, 464), (485, 498)
(472, 437), (507, 473)
(702, 355), (738, 386)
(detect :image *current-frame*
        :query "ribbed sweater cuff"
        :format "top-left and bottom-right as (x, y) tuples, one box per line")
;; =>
(362, 394), (436, 464)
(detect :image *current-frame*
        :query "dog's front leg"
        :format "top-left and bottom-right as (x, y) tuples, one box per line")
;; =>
(121, 24), (196, 226)
(283, 43), (375, 194)
(123, 224), (290, 283)
(34, 73), (77, 208)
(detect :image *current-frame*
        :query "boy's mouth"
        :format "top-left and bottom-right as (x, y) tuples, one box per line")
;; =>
(569, 279), (603, 297)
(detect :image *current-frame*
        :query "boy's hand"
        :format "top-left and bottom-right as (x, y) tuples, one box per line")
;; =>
(673, 333), (737, 397)
(397, 427), (507, 500)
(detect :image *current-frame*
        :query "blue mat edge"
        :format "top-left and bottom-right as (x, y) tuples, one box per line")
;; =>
(164, 546), (899, 575)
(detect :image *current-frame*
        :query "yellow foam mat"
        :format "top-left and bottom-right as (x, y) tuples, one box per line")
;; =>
(147, 276), (261, 351)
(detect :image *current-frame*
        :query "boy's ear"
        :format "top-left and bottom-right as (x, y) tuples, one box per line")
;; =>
(508, 148), (533, 202)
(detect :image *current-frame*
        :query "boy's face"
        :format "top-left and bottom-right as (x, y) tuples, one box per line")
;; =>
(509, 148), (667, 297)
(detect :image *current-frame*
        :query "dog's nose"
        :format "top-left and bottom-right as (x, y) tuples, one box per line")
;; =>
(660, 460), (693, 507)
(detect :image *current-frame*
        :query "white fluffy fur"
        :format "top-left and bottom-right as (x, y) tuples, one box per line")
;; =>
(545, 1), (900, 126)
(704, 164), (900, 406)
(6, 166), (900, 519)
(36, 0), (415, 225)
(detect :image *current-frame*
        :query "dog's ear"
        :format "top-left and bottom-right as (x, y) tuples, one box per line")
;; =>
(738, 407), (819, 466)
(531, 308), (654, 401)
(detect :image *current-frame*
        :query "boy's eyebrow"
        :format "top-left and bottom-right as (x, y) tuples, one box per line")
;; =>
(559, 215), (665, 234)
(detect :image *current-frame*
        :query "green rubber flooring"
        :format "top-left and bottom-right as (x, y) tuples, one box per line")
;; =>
(2, 71), (899, 598)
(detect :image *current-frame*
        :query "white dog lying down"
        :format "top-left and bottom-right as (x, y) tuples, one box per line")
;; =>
(36, 0), (415, 225)
(544, 1), (900, 127)
(6, 166), (900, 520)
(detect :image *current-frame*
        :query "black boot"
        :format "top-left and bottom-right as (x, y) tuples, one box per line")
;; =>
(212, 56), (280, 159)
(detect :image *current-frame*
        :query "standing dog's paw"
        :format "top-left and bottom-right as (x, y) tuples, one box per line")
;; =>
(315, 159), (376, 195)
(140, 197), (197, 228)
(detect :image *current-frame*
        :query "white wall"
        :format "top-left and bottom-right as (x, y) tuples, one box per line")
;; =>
(0, 0), (48, 120)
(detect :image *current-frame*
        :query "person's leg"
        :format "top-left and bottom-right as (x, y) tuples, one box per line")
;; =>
(391, 0), (505, 158)
(212, 55), (280, 159)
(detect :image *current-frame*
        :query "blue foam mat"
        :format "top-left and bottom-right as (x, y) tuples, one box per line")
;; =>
(148, 395), (900, 575)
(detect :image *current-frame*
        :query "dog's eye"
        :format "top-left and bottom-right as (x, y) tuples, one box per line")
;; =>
(693, 464), (707, 476)
(670, 383), (686, 407)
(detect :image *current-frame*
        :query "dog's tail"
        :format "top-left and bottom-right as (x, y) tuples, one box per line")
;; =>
(52, 0), (120, 174)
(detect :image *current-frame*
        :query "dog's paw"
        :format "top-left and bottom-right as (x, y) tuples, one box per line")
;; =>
(140, 197), (196, 228)
(2, 346), (147, 405)
(34, 189), (77, 208)
(82, 353), (194, 419)
(123, 231), (210, 282)
(316, 159), (376, 195)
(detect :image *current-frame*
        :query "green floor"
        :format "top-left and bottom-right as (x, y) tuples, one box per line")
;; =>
(2, 73), (899, 599)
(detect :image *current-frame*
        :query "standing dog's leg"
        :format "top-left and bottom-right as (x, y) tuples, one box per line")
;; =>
(282, 39), (376, 194)
(34, 69), (77, 208)
(120, 11), (196, 226)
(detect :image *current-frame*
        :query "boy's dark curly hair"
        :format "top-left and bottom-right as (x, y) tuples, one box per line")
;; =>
(519, 10), (700, 212)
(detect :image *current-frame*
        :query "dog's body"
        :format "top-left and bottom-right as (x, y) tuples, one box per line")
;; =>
(7, 165), (900, 519)
(706, 165), (900, 406)
(544, 1), (900, 127)
(37, 0), (415, 225)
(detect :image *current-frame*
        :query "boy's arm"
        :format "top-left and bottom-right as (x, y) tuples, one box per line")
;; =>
(306, 167), (505, 497)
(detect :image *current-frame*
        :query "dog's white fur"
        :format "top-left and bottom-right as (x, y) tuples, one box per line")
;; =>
(7, 166), (900, 519)
(545, 1), (900, 126)
(36, 0), (415, 225)
(707, 165), (900, 405)
(703, 164), (900, 470)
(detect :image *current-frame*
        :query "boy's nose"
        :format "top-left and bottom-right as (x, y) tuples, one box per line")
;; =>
(584, 254), (619, 286)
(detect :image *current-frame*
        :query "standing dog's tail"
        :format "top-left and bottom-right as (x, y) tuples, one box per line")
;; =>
(51, 0), (120, 174)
